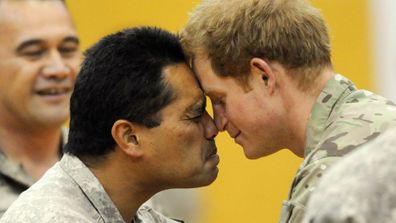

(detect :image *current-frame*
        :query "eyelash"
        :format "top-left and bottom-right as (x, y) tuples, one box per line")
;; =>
(23, 47), (78, 60)
(59, 47), (78, 54)
(212, 97), (225, 105)
(24, 50), (45, 58)
(188, 114), (203, 123)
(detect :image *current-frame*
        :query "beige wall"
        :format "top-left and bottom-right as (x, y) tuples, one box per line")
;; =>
(370, 0), (396, 101)
(67, 0), (371, 222)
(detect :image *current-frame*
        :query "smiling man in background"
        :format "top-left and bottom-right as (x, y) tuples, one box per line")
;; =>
(0, 0), (81, 216)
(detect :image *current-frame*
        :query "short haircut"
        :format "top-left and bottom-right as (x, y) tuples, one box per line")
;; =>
(181, 0), (332, 90)
(65, 27), (186, 160)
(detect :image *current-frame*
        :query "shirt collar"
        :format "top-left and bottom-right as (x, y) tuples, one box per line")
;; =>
(0, 151), (34, 187)
(0, 127), (68, 187)
(304, 74), (357, 157)
(59, 154), (125, 222)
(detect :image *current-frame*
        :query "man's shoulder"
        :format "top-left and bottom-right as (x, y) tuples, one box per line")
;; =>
(0, 163), (101, 223)
(339, 89), (396, 116)
(0, 175), (24, 217)
(0, 200), (102, 223)
(303, 128), (396, 223)
(310, 92), (396, 161)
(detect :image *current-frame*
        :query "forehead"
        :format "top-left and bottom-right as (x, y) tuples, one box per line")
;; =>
(162, 63), (203, 106)
(192, 55), (239, 95)
(0, 0), (76, 46)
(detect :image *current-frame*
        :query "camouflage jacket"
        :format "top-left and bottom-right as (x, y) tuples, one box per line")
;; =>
(0, 128), (67, 217)
(304, 127), (396, 223)
(279, 74), (396, 223)
(0, 154), (181, 223)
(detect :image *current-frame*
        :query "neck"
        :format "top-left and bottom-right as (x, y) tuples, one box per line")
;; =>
(0, 122), (62, 180)
(90, 153), (158, 222)
(283, 68), (335, 157)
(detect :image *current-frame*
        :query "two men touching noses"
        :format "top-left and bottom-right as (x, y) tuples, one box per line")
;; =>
(1, 0), (396, 223)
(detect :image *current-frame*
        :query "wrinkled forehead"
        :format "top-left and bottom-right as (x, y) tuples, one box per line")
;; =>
(162, 63), (204, 104)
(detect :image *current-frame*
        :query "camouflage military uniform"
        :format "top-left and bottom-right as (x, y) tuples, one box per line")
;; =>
(0, 128), (67, 218)
(0, 154), (181, 223)
(303, 127), (396, 223)
(279, 74), (396, 223)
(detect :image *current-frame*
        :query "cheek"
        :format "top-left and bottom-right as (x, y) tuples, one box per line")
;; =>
(65, 62), (81, 81)
(226, 96), (259, 124)
(5, 68), (36, 95)
(176, 125), (202, 147)
(13, 59), (41, 81)
(69, 57), (82, 74)
(175, 125), (205, 162)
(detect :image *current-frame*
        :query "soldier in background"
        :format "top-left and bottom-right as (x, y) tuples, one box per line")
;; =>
(180, 0), (396, 222)
(0, 0), (81, 216)
(304, 127), (396, 223)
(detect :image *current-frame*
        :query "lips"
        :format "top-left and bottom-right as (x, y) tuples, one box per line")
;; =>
(231, 131), (241, 139)
(206, 146), (218, 160)
(205, 146), (220, 168)
(35, 87), (71, 96)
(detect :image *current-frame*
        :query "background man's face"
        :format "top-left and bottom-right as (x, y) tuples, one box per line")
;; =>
(0, 0), (81, 130)
(140, 63), (219, 188)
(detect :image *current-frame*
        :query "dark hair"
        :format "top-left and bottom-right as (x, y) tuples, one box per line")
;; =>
(65, 27), (186, 159)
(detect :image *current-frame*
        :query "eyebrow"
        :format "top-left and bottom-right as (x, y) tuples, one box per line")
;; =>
(63, 36), (80, 45)
(16, 36), (80, 53)
(16, 39), (43, 53)
(205, 90), (224, 100)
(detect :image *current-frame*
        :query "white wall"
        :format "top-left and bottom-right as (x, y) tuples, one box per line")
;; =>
(370, 0), (396, 101)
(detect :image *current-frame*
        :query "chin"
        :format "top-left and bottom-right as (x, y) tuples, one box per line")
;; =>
(183, 170), (219, 188)
(243, 146), (271, 160)
(244, 153), (263, 160)
(33, 105), (69, 120)
(35, 115), (69, 128)
(203, 170), (219, 186)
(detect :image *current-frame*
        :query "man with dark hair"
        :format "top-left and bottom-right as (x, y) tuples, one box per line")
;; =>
(1, 26), (219, 223)
(0, 0), (81, 216)
(181, 0), (396, 222)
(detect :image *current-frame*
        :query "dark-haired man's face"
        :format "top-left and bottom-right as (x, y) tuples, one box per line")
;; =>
(0, 0), (81, 129)
(139, 63), (219, 188)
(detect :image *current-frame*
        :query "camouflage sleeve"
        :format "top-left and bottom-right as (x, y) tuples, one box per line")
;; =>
(303, 128), (396, 223)
(280, 157), (339, 223)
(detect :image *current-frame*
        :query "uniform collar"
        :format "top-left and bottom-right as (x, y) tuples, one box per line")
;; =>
(59, 154), (125, 222)
(0, 127), (68, 187)
(304, 74), (357, 157)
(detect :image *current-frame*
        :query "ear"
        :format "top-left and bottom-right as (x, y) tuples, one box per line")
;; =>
(111, 120), (143, 159)
(250, 58), (276, 95)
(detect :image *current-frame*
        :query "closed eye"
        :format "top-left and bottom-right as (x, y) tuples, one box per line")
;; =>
(188, 114), (203, 123)
(22, 50), (46, 59)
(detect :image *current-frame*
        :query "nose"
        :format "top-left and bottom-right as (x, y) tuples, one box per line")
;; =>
(41, 50), (71, 81)
(213, 103), (227, 131)
(202, 111), (219, 139)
